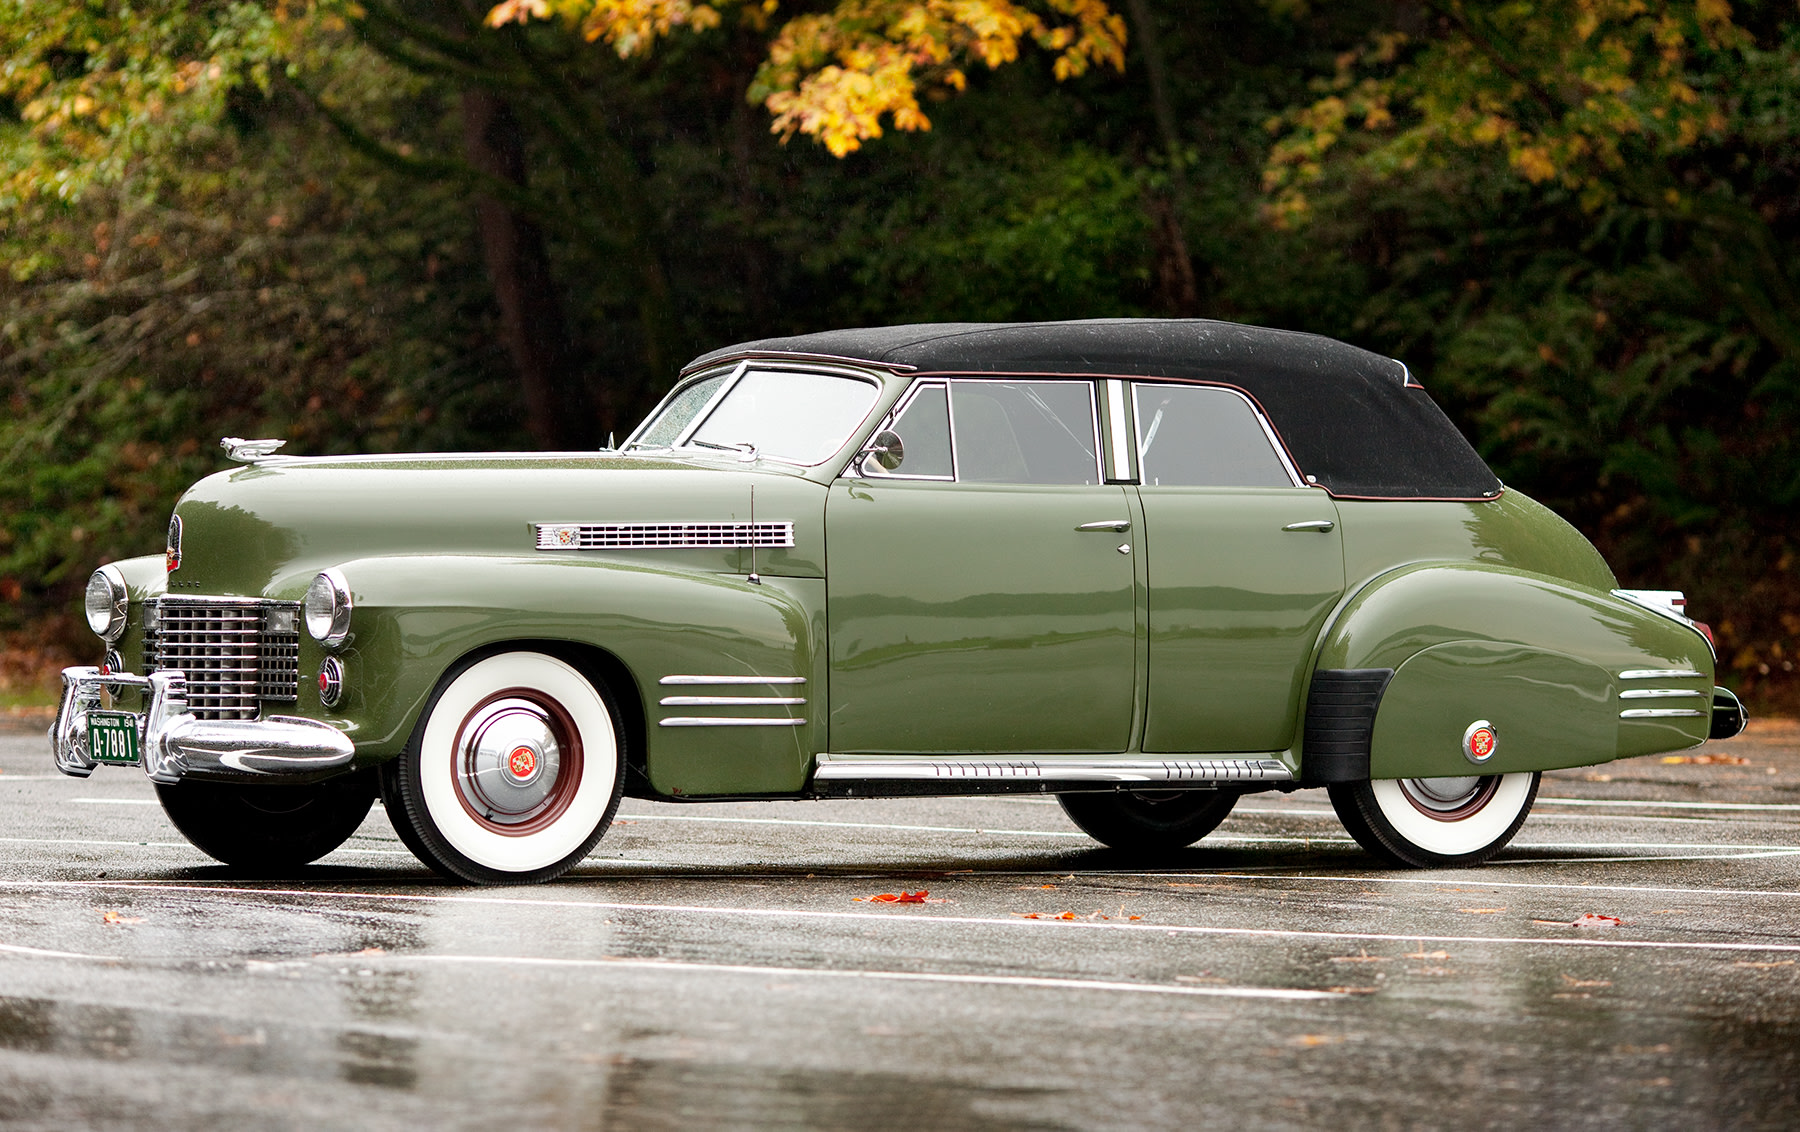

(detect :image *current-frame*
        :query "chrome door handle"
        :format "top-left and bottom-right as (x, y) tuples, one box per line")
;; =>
(1282, 520), (1335, 533)
(1076, 520), (1131, 532)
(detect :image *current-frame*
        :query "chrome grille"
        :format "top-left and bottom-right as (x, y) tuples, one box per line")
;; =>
(145, 598), (301, 720)
(534, 521), (794, 550)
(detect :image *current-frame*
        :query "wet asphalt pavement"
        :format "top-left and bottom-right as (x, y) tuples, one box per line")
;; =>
(1, 720), (1798, 1130)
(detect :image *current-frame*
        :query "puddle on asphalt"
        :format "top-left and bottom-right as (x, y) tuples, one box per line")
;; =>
(599, 1059), (1073, 1131)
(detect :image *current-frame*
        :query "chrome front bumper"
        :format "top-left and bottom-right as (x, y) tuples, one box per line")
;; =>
(51, 666), (355, 784)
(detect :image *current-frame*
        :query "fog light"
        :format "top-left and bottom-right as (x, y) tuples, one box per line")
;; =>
(304, 569), (352, 647)
(85, 565), (128, 643)
(318, 656), (345, 709)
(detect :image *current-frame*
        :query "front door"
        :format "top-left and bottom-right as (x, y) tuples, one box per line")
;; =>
(826, 379), (1137, 754)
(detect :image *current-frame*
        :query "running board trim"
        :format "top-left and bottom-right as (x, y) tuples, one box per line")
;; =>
(811, 756), (1293, 784)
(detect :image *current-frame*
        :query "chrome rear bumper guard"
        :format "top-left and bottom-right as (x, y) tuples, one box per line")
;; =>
(51, 666), (355, 784)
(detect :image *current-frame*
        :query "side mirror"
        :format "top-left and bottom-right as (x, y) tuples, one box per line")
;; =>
(860, 430), (905, 472)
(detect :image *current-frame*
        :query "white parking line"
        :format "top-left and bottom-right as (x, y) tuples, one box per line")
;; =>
(1535, 797), (1800, 813)
(1073, 870), (1800, 901)
(71, 797), (158, 806)
(0, 935), (1338, 1000)
(7, 880), (1800, 955)
(366, 954), (1342, 1001)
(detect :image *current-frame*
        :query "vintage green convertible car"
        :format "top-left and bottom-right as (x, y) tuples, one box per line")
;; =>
(52, 320), (1747, 883)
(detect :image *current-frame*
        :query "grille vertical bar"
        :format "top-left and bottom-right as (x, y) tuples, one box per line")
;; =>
(145, 597), (301, 720)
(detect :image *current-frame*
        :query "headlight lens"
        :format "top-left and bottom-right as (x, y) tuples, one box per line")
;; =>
(304, 569), (353, 647)
(85, 565), (129, 642)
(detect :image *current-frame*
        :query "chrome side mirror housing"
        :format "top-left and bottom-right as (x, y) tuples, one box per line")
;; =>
(859, 430), (905, 473)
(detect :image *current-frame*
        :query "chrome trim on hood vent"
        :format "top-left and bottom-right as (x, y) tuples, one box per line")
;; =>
(535, 522), (794, 550)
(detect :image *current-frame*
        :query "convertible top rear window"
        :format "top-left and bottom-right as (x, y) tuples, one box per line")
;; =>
(685, 320), (1502, 500)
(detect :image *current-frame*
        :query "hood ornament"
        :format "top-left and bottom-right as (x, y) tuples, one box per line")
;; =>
(220, 437), (287, 463)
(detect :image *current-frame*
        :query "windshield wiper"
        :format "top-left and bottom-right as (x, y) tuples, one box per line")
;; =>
(690, 439), (760, 462)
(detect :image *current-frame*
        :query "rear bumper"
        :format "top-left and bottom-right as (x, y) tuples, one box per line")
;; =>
(1711, 686), (1749, 741)
(50, 666), (355, 784)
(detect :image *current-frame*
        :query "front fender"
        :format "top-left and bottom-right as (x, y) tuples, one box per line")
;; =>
(319, 555), (824, 796)
(1312, 563), (1714, 779)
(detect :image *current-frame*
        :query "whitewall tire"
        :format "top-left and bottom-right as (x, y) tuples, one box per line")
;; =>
(1328, 772), (1539, 868)
(383, 651), (624, 884)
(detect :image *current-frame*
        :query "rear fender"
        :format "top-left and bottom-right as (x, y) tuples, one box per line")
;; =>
(1312, 564), (1713, 779)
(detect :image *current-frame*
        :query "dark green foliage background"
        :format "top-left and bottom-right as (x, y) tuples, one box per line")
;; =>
(3, 0), (1796, 707)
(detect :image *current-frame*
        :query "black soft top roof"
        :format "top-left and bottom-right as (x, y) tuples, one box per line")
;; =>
(685, 319), (1501, 500)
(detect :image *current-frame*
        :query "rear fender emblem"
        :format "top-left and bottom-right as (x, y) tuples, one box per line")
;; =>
(1463, 720), (1497, 764)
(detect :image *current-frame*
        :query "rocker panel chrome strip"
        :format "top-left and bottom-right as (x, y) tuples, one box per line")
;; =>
(812, 756), (1293, 783)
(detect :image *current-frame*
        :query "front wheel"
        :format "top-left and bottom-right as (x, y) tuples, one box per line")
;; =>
(1328, 772), (1540, 868)
(156, 770), (377, 870)
(1058, 789), (1241, 853)
(381, 651), (624, 885)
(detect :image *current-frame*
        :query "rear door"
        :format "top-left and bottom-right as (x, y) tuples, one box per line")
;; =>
(1132, 383), (1347, 753)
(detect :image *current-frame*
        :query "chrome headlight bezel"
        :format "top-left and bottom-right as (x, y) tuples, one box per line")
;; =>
(85, 565), (129, 643)
(304, 568), (353, 648)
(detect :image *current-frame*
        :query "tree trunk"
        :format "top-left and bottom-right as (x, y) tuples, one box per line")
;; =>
(1125, 0), (1202, 316)
(460, 87), (594, 449)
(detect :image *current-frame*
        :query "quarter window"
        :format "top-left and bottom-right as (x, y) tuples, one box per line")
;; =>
(863, 383), (953, 478)
(950, 381), (1099, 485)
(1133, 384), (1293, 488)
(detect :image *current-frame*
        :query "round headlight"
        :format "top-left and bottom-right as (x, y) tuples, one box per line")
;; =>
(85, 565), (129, 643)
(304, 568), (353, 647)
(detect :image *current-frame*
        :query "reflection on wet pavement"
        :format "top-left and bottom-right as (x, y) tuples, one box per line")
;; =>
(0, 722), (1796, 1128)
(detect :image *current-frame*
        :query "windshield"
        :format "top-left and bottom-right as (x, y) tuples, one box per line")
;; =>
(631, 369), (880, 466)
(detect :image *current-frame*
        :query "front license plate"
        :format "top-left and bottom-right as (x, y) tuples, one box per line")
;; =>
(88, 711), (141, 766)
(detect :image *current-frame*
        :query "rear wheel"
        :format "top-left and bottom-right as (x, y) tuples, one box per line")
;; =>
(382, 651), (624, 885)
(1058, 789), (1241, 853)
(156, 770), (377, 870)
(1329, 772), (1540, 868)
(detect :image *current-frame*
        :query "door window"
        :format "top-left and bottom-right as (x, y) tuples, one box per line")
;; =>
(1133, 384), (1294, 487)
(950, 381), (1100, 485)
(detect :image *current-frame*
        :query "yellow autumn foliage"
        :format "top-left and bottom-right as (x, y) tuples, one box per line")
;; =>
(491, 0), (1126, 155)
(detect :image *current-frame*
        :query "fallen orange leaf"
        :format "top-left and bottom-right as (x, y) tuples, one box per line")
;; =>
(1572, 913), (1624, 928)
(99, 910), (144, 925)
(1661, 754), (1748, 765)
(1057, 911), (1077, 920)
(1460, 908), (1506, 914)
(1014, 913), (1042, 919)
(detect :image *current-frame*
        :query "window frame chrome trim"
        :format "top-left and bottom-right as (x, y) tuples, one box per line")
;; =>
(1105, 379), (1133, 482)
(848, 380), (956, 481)
(639, 360), (884, 468)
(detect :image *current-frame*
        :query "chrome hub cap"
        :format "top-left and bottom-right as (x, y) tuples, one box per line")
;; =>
(454, 698), (563, 826)
(1399, 775), (1499, 821)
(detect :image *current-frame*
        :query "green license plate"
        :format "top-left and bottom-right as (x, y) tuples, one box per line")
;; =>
(88, 711), (141, 766)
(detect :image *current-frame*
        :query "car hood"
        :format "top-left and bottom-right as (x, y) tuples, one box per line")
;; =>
(166, 452), (828, 599)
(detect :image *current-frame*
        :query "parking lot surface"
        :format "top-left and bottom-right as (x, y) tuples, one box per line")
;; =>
(1, 718), (1797, 1129)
